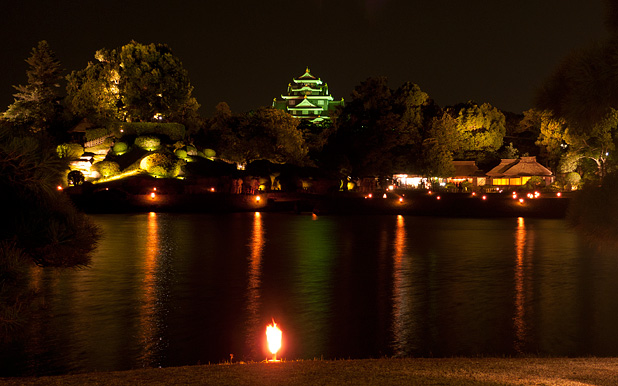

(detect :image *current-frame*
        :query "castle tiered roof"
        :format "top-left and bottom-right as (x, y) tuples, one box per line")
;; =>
(272, 67), (344, 122)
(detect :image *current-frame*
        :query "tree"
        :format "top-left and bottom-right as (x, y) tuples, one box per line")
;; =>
(4, 41), (64, 134)
(65, 51), (121, 124)
(330, 77), (436, 177)
(535, 109), (616, 180)
(66, 41), (200, 129)
(215, 107), (308, 166)
(447, 102), (506, 159)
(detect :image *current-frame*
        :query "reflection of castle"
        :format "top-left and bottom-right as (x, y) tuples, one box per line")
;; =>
(272, 67), (344, 123)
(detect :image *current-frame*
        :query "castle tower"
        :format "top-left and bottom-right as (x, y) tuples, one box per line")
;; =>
(272, 67), (344, 122)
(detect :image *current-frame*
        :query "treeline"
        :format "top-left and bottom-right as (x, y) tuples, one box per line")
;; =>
(3, 40), (614, 190)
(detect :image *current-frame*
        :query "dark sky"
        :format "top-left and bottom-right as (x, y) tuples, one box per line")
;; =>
(0, 1), (608, 116)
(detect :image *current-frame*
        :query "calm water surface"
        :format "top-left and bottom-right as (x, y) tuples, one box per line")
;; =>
(2, 213), (618, 376)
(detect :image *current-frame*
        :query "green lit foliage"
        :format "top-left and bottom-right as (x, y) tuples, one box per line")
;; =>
(66, 41), (200, 128)
(203, 148), (216, 158)
(140, 152), (183, 177)
(448, 102), (506, 158)
(112, 141), (128, 155)
(536, 109), (616, 180)
(56, 143), (84, 159)
(65, 50), (121, 125)
(175, 148), (187, 159)
(4, 41), (64, 135)
(135, 135), (161, 151)
(564, 171), (582, 189)
(92, 160), (120, 178)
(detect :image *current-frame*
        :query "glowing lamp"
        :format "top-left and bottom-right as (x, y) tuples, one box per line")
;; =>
(368, 193), (373, 199)
(210, 187), (215, 192)
(519, 198), (524, 204)
(266, 321), (282, 362)
(472, 192), (476, 196)
(150, 192), (156, 199)
(383, 193), (387, 199)
(557, 192), (562, 197)
(482, 195), (487, 200)
(256, 195), (261, 202)
(57, 185), (63, 191)
(388, 185), (394, 191)
(399, 197), (403, 203)
(153, 187), (157, 191)
(436, 196), (441, 200)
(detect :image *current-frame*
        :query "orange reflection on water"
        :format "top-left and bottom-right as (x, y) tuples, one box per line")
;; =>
(139, 211), (159, 364)
(514, 216), (533, 353)
(391, 215), (411, 355)
(246, 212), (265, 357)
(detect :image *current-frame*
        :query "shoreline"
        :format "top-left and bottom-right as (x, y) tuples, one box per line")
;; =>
(67, 189), (572, 218)
(2, 357), (617, 385)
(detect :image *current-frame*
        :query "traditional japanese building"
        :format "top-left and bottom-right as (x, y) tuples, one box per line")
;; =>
(486, 156), (554, 186)
(272, 67), (344, 123)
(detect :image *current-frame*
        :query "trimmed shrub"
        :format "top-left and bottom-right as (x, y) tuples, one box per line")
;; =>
(135, 135), (161, 151)
(57, 143), (84, 159)
(175, 148), (188, 159)
(203, 148), (216, 158)
(113, 141), (128, 155)
(140, 153), (183, 177)
(92, 161), (120, 178)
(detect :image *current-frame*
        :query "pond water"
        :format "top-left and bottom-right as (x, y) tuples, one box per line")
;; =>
(2, 212), (618, 376)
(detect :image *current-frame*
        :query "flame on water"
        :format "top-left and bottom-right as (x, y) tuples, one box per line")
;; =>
(266, 321), (282, 355)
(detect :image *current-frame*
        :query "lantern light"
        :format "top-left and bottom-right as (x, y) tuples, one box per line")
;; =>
(266, 320), (282, 362)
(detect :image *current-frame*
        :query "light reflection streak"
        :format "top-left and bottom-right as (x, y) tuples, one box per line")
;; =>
(246, 212), (264, 358)
(391, 215), (411, 356)
(514, 216), (533, 353)
(139, 211), (159, 364)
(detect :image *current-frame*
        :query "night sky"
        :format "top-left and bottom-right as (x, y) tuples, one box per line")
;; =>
(0, 1), (607, 116)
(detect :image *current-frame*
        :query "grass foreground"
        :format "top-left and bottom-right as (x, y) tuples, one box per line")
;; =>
(1, 357), (617, 385)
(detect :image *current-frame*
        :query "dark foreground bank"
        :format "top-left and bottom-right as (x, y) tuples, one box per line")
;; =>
(2, 358), (617, 386)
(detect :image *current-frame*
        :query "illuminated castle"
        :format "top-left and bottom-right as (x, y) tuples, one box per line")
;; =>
(272, 67), (344, 123)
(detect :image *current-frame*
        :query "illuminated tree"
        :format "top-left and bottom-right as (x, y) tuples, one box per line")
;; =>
(447, 102), (506, 158)
(4, 41), (64, 134)
(65, 50), (121, 124)
(535, 109), (616, 179)
(66, 41), (200, 129)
